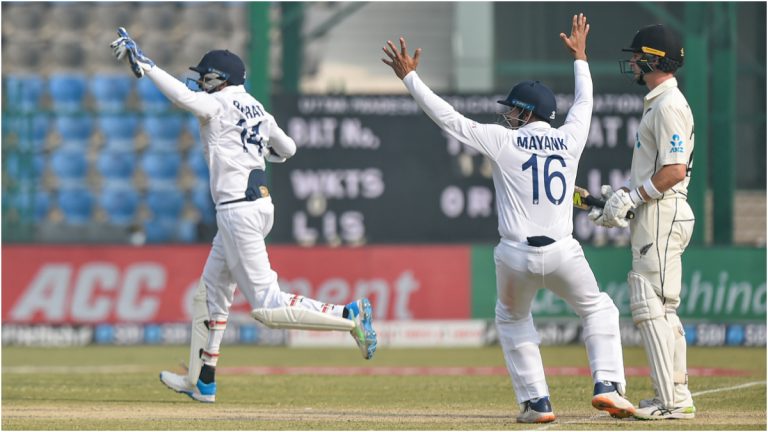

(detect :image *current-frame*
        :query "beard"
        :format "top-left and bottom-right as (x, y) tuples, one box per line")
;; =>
(635, 73), (646, 86)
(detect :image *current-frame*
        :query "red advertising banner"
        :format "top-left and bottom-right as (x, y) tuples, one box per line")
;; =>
(2, 245), (470, 324)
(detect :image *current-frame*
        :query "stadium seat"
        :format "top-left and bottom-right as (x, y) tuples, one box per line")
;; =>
(96, 149), (136, 184)
(186, 115), (202, 145)
(89, 75), (133, 112)
(142, 113), (184, 150)
(57, 186), (94, 225)
(98, 113), (139, 151)
(143, 217), (177, 243)
(5, 113), (50, 151)
(54, 114), (93, 149)
(4, 152), (46, 183)
(186, 148), (209, 182)
(141, 150), (181, 184)
(177, 218), (198, 243)
(145, 187), (184, 220)
(5, 187), (51, 223)
(3, 75), (45, 112)
(99, 184), (140, 225)
(136, 78), (171, 112)
(49, 148), (88, 185)
(48, 74), (88, 112)
(190, 182), (215, 224)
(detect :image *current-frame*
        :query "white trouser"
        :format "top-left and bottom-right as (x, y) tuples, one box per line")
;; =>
(200, 197), (343, 357)
(629, 198), (695, 407)
(494, 236), (626, 404)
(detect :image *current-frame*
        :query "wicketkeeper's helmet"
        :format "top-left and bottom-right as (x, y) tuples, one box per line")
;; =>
(497, 80), (557, 127)
(188, 49), (246, 92)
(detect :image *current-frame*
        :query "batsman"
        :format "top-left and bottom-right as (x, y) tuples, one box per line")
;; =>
(590, 24), (696, 420)
(110, 29), (377, 403)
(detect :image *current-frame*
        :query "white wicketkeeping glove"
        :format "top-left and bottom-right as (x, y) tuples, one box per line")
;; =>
(588, 185), (622, 228)
(110, 27), (155, 78)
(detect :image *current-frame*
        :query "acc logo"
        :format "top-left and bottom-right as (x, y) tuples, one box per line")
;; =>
(670, 134), (685, 153)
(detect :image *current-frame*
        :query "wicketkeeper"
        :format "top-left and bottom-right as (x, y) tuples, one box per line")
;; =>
(110, 28), (377, 403)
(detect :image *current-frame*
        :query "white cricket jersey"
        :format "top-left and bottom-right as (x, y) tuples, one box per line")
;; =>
(146, 67), (296, 205)
(403, 60), (593, 243)
(630, 77), (694, 198)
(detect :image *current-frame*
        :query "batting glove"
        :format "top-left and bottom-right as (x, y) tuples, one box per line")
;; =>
(588, 185), (620, 228)
(110, 27), (155, 78)
(602, 188), (638, 228)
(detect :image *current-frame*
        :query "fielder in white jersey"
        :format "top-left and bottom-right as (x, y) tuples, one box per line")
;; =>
(382, 14), (635, 423)
(110, 28), (377, 403)
(591, 24), (696, 420)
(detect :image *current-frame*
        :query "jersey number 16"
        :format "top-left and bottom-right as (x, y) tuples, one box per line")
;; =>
(522, 154), (566, 205)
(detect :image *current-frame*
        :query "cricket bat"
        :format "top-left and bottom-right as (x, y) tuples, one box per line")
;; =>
(573, 186), (635, 219)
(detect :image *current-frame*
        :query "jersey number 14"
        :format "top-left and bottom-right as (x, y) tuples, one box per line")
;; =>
(237, 119), (266, 155)
(522, 154), (566, 205)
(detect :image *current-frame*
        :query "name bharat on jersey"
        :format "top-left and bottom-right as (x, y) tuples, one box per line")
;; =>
(516, 135), (568, 151)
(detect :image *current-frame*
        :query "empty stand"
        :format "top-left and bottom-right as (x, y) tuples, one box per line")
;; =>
(90, 75), (133, 112)
(48, 74), (88, 112)
(142, 113), (184, 151)
(99, 184), (140, 225)
(57, 186), (94, 225)
(54, 114), (93, 149)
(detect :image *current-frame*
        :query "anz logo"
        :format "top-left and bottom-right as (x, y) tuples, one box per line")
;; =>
(635, 132), (641, 149)
(670, 134), (685, 153)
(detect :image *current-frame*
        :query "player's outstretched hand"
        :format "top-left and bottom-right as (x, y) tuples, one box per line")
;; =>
(110, 27), (155, 78)
(559, 13), (589, 61)
(381, 37), (422, 80)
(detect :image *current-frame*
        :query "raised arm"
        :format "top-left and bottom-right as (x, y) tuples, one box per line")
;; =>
(558, 14), (593, 147)
(110, 27), (221, 119)
(381, 37), (506, 159)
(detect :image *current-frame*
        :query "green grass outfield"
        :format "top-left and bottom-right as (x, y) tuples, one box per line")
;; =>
(2, 345), (766, 430)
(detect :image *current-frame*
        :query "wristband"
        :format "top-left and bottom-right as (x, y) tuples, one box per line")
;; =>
(642, 178), (663, 200)
(628, 188), (645, 207)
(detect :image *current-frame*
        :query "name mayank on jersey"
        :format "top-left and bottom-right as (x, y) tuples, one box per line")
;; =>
(516, 135), (568, 151)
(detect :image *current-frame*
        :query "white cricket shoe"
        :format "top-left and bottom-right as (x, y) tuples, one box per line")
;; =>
(159, 371), (216, 403)
(633, 400), (696, 420)
(516, 396), (556, 424)
(346, 298), (377, 360)
(591, 381), (636, 418)
(639, 396), (662, 408)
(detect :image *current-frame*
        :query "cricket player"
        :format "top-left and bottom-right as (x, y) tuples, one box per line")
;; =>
(110, 28), (377, 403)
(382, 14), (635, 423)
(590, 24), (696, 420)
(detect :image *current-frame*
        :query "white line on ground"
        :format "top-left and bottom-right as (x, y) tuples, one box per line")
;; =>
(690, 380), (766, 397)
(535, 380), (767, 430)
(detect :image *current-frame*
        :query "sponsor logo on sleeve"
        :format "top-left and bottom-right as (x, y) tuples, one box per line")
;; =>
(670, 134), (685, 153)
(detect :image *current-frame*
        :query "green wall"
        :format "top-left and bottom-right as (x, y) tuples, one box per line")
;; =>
(471, 246), (766, 322)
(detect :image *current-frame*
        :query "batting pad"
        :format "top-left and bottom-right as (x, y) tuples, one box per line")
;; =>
(629, 271), (676, 406)
(252, 307), (355, 331)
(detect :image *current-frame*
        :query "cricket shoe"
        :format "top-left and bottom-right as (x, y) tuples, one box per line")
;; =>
(159, 371), (216, 403)
(516, 396), (556, 424)
(638, 396), (662, 408)
(633, 400), (696, 420)
(346, 298), (377, 360)
(591, 381), (635, 418)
